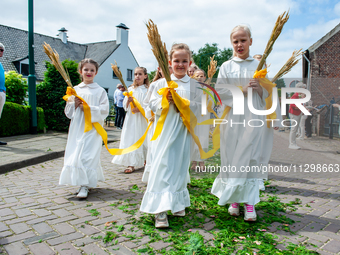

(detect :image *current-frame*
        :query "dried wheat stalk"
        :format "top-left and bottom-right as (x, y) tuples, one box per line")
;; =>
(146, 19), (171, 82)
(271, 49), (303, 83)
(257, 11), (290, 71)
(206, 55), (217, 85)
(111, 61), (128, 91)
(43, 42), (73, 87)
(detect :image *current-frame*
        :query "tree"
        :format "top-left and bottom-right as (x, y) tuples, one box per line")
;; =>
(148, 70), (157, 82)
(5, 71), (28, 105)
(275, 78), (285, 89)
(36, 59), (81, 131)
(192, 43), (233, 78)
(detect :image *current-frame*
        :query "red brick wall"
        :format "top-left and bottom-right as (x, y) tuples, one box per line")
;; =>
(309, 31), (340, 135)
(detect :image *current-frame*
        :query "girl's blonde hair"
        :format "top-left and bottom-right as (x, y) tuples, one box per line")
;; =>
(131, 67), (150, 89)
(253, 54), (262, 60)
(78, 58), (99, 72)
(169, 43), (192, 61)
(193, 69), (207, 78)
(152, 68), (162, 82)
(230, 25), (252, 57)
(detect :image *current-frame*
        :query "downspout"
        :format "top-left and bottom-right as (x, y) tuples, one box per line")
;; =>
(303, 52), (311, 90)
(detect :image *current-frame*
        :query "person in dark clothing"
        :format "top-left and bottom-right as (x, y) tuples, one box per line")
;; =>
(115, 85), (126, 129)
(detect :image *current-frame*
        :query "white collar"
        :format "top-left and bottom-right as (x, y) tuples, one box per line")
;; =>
(232, 56), (254, 62)
(171, 74), (190, 83)
(78, 82), (98, 88)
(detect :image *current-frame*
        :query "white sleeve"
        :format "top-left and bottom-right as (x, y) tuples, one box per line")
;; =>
(90, 90), (110, 123)
(123, 88), (130, 111)
(149, 80), (165, 116)
(64, 95), (75, 119)
(215, 63), (235, 107)
(144, 82), (156, 119)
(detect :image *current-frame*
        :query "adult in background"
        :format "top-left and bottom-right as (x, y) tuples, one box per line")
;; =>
(113, 84), (121, 127)
(288, 82), (307, 150)
(115, 84), (126, 130)
(0, 43), (7, 146)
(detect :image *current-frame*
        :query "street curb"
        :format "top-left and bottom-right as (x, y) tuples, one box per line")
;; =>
(0, 139), (117, 175)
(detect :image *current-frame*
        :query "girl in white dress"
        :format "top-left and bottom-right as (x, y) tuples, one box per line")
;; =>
(191, 69), (210, 171)
(111, 67), (149, 173)
(211, 25), (269, 221)
(59, 59), (109, 198)
(140, 43), (200, 228)
(142, 67), (173, 183)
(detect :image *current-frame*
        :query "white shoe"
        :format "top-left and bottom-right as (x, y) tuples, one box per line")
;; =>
(76, 186), (89, 198)
(244, 204), (257, 221)
(228, 203), (240, 216)
(173, 210), (185, 217)
(155, 212), (169, 228)
(289, 144), (301, 150)
(297, 137), (304, 140)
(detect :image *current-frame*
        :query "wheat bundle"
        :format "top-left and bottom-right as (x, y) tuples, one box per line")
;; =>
(43, 42), (73, 87)
(257, 11), (290, 71)
(271, 49), (303, 83)
(111, 61), (128, 91)
(146, 20), (171, 82)
(206, 55), (217, 85)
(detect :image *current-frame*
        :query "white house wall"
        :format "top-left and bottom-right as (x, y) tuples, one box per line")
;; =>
(94, 44), (139, 100)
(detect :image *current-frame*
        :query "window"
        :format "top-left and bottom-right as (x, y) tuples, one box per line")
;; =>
(21, 64), (29, 76)
(113, 67), (119, 79)
(127, 69), (133, 81)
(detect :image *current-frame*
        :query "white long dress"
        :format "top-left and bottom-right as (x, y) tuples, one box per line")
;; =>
(142, 81), (159, 183)
(258, 92), (282, 187)
(140, 74), (200, 214)
(191, 89), (211, 162)
(111, 85), (148, 168)
(59, 82), (109, 188)
(211, 56), (269, 206)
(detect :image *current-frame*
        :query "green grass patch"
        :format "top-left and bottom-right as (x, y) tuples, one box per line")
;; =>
(88, 209), (100, 217)
(125, 177), (317, 254)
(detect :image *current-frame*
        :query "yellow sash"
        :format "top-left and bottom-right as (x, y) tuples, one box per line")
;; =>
(63, 87), (151, 156)
(63, 87), (92, 133)
(253, 69), (277, 127)
(151, 80), (226, 159)
(123, 91), (148, 121)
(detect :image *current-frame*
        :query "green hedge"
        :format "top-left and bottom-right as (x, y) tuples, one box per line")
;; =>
(0, 102), (46, 136)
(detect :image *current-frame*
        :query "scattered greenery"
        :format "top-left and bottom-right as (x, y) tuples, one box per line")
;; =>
(103, 231), (118, 244)
(88, 209), (100, 217)
(117, 225), (124, 232)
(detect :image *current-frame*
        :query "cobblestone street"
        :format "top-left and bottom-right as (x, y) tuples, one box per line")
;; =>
(0, 130), (340, 254)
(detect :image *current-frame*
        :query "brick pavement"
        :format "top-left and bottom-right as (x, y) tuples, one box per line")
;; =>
(0, 127), (121, 173)
(0, 129), (339, 254)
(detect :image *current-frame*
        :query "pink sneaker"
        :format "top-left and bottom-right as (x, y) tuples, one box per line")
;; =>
(244, 204), (257, 221)
(228, 203), (240, 216)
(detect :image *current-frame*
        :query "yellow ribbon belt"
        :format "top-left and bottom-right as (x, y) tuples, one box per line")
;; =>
(253, 69), (277, 128)
(151, 81), (226, 159)
(63, 87), (151, 156)
(123, 91), (148, 121)
(63, 87), (92, 133)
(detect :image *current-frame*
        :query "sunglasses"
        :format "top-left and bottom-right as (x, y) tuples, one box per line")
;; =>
(0, 49), (4, 52)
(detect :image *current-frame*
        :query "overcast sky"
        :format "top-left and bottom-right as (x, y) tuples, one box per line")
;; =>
(1, 0), (340, 81)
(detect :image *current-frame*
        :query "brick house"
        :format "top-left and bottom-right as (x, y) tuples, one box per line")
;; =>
(302, 23), (340, 137)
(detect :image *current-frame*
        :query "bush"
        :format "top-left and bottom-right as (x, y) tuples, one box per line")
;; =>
(5, 71), (28, 105)
(0, 102), (45, 136)
(36, 59), (81, 131)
